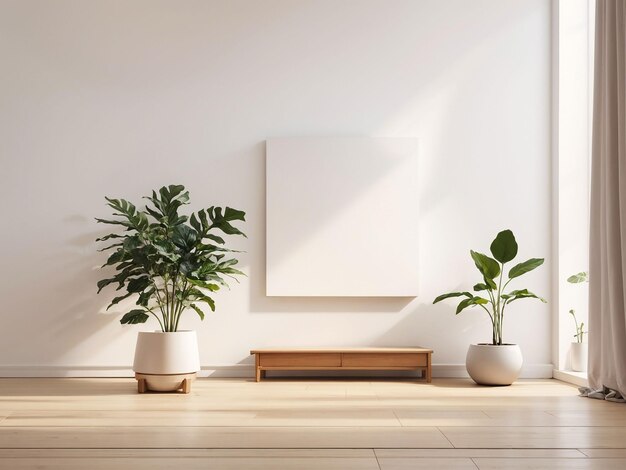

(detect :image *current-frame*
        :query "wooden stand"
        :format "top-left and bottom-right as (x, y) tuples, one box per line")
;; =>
(135, 373), (196, 394)
(250, 347), (432, 383)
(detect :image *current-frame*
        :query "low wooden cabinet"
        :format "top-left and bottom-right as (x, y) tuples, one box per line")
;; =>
(250, 347), (432, 383)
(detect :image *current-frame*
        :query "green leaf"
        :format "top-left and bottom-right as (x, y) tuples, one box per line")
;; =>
(484, 277), (497, 290)
(567, 272), (588, 283)
(179, 260), (198, 276)
(172, 225), (198, 251)
(199, 295), (215, 311)
(101, 250), (126, 268)
(223, 207), (246, 222)
(508, 258), (544, 279)
(127, 276), (151, 294)
(189, 303), (205, 320)
(97, 242), (124, 252)
(103, 197), (149, 231)
(220, 267), (246, 278)
(455, 298), (474, 314)
(456, 296), (489, 314)
(120, 309), (149, 325)
(106, 292), (133, 310)
(196, 243), (238, 254)
(96, 233), (124, 242)
(198, 209), (210, 232)
(97, 278), (116, 293)
(144, 205), (163, 222)
(137, 288), (155, 307)
(122, 236), (142, 251)
(162, 184), (187, 203)
(473, 283), (490, 292)
(205, 234), (225, 245)
(187, 278), (220, 291)
(490, 229), (518, 263)
(95, 218), (133, 228)
(189, 213), (202, 233)
(504, 289), (547, 304)
(207, 206), (247, 237)
(433, 292), (472, 304)
(470, 250), (500, 279)
(97, 266), (143, 293)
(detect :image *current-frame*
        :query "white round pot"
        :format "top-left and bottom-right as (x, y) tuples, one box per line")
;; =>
(570, 342), (588, 372)
(133, 331), (200, 392)
(466, 343), (523, 386)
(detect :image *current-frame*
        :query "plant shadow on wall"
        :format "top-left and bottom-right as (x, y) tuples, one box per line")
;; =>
(433, 230), (546, 386)
(24, 217), (125, 367)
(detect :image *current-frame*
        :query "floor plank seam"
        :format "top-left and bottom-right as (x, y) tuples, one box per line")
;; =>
(390, 409), (404, 427)
(435, 427), (456, 449)
(372, 448), (382, 470)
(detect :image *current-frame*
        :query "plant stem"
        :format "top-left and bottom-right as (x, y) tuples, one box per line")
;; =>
(163, 274), (171, 331)
(151, 278), (167, 330)
(147, 310), (165, 332)
(173, 279), (189, 332)
(169, 270), (179, 332)
(496, 265), (505, 345)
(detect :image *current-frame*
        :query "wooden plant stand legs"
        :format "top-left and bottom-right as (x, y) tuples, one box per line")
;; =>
(135, 373), (196, 394)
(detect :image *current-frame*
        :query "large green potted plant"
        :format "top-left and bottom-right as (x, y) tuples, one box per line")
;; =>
(96, 184), (246, 393)
(433, 230), (546, 385)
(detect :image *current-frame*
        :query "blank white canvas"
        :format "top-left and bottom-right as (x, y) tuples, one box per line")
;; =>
(266, 137), (419, 297)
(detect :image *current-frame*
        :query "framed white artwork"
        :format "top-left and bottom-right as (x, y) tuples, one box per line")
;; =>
(266, 137), (419, 297)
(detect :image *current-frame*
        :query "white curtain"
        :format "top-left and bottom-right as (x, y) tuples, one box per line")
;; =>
(588, 0), (626, 396)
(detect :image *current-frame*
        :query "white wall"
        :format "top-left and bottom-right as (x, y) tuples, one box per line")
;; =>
(0, 0), (553, 377)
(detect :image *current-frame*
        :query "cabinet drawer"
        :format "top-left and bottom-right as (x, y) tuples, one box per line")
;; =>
(259, 353), (341, 367)
(341, 353), (427, 367)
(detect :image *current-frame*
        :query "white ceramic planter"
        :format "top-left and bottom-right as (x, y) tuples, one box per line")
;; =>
(466, 343), (523, 386)
(570, 342), (588, 372)
(133, 331), (200, 392)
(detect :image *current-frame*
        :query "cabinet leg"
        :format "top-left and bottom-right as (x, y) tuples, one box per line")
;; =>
(182, 378), (191, 394)
(137, 378), (147, 394)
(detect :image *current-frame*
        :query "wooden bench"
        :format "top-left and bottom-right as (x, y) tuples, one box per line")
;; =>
(250, 347), (432, 383)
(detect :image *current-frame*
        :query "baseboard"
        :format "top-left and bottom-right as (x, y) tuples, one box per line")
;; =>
(0, 365), (252, 378)
(0, 363), (554, 379)
(433, 363), (553, 379)
(553, 369), (589, 387)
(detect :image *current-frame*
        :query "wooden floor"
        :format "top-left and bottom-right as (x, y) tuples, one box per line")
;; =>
(0, 378), (625, 469)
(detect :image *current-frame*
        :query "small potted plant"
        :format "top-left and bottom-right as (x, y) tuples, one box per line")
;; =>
(96, 185), (246, 393)
(433, 230), (546, 385)
(567, 272), (588, 372)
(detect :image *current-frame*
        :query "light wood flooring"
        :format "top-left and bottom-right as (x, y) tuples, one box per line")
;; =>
(0, 378), (625, 469)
